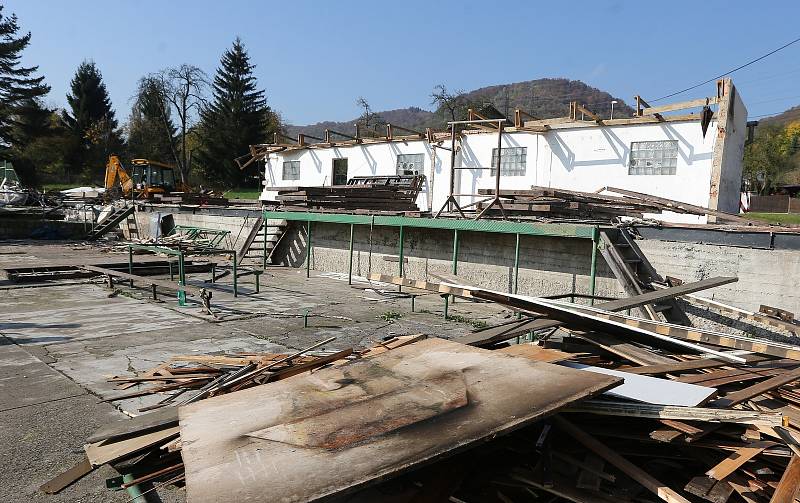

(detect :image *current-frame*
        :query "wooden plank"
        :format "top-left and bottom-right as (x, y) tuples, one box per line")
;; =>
(598, 276), (738, 312)
(84, 426), (180, 466)
(39, 455), (94, 494)
(622, 355), (770, 375)
(86, 406), (179, 444)
(643, 97), (718, 115)
(714, 367), (800, 408)
(706, 441), (777, 480)
(770, 455), (800, 503)
(496, 344), (572, 363)
(554, 415), (692, 503)
(575, 331), (674, 365)
(601, 186), (750, 224)
(367, 273), (474, 298)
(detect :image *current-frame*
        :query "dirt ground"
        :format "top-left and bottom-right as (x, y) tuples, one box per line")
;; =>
(0, 240), (513, 502)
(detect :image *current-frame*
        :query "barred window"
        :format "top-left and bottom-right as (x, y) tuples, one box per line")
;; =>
(490, 147), (527, 176)
(282, 160), (300, 180)
(396, 153), (424, 175)
(629, 141), (678, 175)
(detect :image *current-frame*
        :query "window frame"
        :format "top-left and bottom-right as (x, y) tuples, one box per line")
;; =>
(490, 147), (527, 176)
(396, 153), (425, 175)
(282, 160), (301, 181)
(628, 140), (679, 176)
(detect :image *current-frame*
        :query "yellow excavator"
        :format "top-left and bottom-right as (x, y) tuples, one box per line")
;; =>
(104, 155), (188, 199)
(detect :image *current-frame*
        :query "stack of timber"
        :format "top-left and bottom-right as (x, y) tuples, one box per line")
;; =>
(273, 175), (423, 212)
(476, 185), (749, 223)
(362, 272), (800, 502)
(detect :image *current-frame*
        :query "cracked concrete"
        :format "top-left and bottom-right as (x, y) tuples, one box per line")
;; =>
(0, 240), (505, 502)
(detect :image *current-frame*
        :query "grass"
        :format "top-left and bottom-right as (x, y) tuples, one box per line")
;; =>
(744, 212), (800, 226)
(42, 183), (82, 191)
(379, 311), (402, 323)
(223, 188), (262, 200)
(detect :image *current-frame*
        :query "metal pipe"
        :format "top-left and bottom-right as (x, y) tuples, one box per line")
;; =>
(589, 227), (599, 305)
(306, 220), (312, 278)
(178, 252), (186, 306)
(513, 233), (521, 294)
(348, 223), (354, 285)
(262, 219), (267, 269)
(233, 251), (238, 297)
(122, 473), (145, 502)
(443, 295), (449, 319)
(451, 229), (459, 275)
(398, 225), (405, 292)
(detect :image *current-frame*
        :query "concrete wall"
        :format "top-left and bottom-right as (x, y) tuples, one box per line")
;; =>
(710, 80), (748, 213)
(130, 210), (258, 253)
(275, 220), (800, 315)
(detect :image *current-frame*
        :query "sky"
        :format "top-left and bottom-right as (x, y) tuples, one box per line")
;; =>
(4, 0), (800, 126)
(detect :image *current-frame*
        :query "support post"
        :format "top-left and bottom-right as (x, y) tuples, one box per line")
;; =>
(513, 233), (521, 294)
(306, 220), (312, 278)
(127, 246), (134, 288)
(589, 227), (599, 305)
(177, 252), (186, 306)
(169, 259), (173, 281)
(443, 294), (449, 320)
(398, 225), (405, 292)
(262, 219), (267, 269)
(348, 223), (354, 285)
(451, 229), (459, 275)
(233, 251), (238, 297)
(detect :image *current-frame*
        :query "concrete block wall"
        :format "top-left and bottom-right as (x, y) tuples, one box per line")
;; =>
(131, 211), (259, 253)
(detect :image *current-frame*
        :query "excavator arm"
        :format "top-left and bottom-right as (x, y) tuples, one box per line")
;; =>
(105, 155), (133, 195)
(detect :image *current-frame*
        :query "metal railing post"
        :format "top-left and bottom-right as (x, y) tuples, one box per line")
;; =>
(589, 227), (599, 305)
(398, 225), (405, 292)
(348, 223), (354, 285)
(233, 250), (238, 297)
(306, 220), (312, 278)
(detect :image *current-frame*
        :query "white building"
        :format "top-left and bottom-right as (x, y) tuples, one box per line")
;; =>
(260, 79), (747, 223)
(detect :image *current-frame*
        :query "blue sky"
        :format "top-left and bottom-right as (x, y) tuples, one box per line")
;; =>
(4, 0), (800, 125)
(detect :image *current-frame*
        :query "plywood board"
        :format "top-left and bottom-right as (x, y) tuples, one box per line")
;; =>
(179, 338), (622, 503)
(561, 362), (717, 406)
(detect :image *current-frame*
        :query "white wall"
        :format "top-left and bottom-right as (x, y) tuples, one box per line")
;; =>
(261, 117), (746, 223)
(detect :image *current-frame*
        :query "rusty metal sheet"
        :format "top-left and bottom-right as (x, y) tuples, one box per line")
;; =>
(179, 338), (622, 503)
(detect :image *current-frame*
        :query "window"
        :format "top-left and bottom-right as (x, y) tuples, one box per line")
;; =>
(282, 160), (300, 180)
(629, 140), (678, 175)
(490, 147), (527, 176)
(332, 158), (348, 185)
(396, 153), (424, 175)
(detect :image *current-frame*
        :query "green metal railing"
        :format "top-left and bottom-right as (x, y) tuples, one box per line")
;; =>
(265, 210), (602, 316)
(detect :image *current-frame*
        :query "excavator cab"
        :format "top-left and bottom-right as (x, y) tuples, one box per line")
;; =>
(130, 159), (177, 194)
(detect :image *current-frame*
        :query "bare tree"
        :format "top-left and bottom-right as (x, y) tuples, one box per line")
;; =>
(148, 65), (208, 183)
(355, 97), (384, 133)
(430, 84), (468, 122)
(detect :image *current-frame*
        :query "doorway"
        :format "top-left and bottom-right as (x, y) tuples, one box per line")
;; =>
(332, 158), (348, 186)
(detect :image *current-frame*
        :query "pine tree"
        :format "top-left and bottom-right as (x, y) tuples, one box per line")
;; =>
(62, 61), (124, 181)
(127, 78), (178, 163)
(196, 38), (278, 187)
(0, 5), (50, 156)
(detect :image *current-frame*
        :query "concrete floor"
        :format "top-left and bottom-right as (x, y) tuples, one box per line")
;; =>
(0, 241), (510, 502)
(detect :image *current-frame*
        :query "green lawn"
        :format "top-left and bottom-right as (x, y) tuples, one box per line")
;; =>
(744, 212), (800, 226)
(224, 188), (261, 200)
(42, 183), (82, 191)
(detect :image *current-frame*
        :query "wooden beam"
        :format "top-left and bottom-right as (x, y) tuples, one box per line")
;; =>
(622, 355), (770, 375)
(601, 186), (752, 224)
(575, 103), (604, 125)
(563, 400), (785, 428)
(770, 455), (800, 503)
(706, 441), (777, 480)
(554, 415), (692, 503)
(713, 366), (800, 407)
(644, 97), (718, 116)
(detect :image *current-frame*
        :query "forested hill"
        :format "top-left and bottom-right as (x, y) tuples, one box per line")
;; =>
(285, 78), (635, 139)
(761, 105), (800, 127)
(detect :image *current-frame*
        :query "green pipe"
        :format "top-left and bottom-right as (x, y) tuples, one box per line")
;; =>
(451, 229), (459, 274)
(128, 246), (134, 288)
(348, 223), (354, 285)
(589, 226), (599, 306)
(262, 219), (267, 269)
(232, 251), (238, 297)
(513, 233), (520, 294)
(306, 220), (312, 278)
(168, 260), (173, 281)
(398, 225), (404, 292)
(443, 295), (449, 319)
(303, 308), (309, 328)
(177, 252), (186, 306)
(122, 473), (144, 502)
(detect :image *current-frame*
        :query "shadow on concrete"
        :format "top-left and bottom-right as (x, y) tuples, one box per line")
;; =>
(0, 322), (81, 330)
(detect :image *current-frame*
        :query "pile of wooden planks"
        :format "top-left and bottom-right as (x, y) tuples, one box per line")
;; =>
(364, 272), (800, 502)
(475, 186), (749, 223)
(274, 175), (423, 212)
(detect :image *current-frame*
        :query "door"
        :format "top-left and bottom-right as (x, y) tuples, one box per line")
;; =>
(332, 158), (348, 186)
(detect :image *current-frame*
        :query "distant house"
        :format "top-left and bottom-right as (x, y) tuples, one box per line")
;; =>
(259, 79), (747, 223)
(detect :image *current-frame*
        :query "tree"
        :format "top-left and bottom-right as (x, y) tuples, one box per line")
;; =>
(62, 61), (124, 182)
(151, 65), (208, 183)
(430, 85), (470, 124)
(195, 38), (278, 187)
(0, 5), (50, 180)
(127, 77), (179, 163)
(355, 97), (385, 135)
(743, 124), (796, 195)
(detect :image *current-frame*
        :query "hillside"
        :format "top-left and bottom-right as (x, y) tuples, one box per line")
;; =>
(761, 105), (800, 127)
(284, 78), (634, 139)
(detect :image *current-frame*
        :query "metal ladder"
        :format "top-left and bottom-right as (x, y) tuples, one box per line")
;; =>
(599, 227), (692, 325)
(86, 205), (135, 241)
